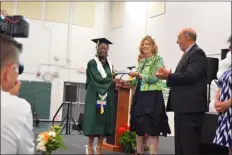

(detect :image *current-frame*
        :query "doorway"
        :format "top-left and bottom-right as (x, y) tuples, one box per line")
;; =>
(62, 82), (86, 122)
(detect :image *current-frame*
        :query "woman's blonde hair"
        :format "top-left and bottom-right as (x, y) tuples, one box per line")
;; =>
(139, 35), (158, 55)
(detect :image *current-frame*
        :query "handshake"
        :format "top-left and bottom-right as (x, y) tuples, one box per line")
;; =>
(118, 67), (172, 86)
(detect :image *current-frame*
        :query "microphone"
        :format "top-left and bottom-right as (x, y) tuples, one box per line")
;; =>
(127, 66), (136, 71)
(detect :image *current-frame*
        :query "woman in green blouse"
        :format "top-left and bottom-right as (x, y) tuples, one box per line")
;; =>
(123, 36), (171, 154)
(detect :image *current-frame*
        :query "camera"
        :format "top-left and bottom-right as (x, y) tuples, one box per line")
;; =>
(0, 13), (29, 74)
(0, 15), (29, 38)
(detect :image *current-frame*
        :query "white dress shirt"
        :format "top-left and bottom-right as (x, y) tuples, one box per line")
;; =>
(1, 90), (35, 154)
(185, 43), (195, 53)
(217, 52), (231, 78)
(209, 52), (232, 112)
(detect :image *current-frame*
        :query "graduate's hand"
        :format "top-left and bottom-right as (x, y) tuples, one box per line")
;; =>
(9, 80), (21, 96)
(112, 71), (116, 77)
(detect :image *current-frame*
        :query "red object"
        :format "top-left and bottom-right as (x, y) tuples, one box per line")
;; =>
(123, 124), (128, 127)
(1, 10), (20, 23)
(117, 124), (130, 134)
(36, 71), (41, 77)
(118, 127), (127, 133)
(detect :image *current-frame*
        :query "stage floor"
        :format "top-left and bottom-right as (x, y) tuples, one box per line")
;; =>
(34, 122), (175, 154)
(35, 134), (175, 154)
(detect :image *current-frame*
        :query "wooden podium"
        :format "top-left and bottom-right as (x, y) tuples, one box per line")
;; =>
(102, 79), (131, 152)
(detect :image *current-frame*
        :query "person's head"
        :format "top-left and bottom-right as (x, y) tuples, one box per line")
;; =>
(97, 42), (109, 58)
(227, 34), (232, 51)
(0, 34), (21, 91)
(137, 53), (144, 63)
(139, 35), (158, 56)
(177, 28), (197, 52)
(92, 38), (112, 60)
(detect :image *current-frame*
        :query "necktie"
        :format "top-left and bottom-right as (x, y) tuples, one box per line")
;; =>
(175, 53), (188, 72)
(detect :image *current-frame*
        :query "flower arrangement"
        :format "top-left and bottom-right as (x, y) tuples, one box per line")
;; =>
(36, 126), (67, 155)
(118, 124), (136, 153)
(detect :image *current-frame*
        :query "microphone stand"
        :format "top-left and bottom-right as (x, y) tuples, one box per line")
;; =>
(52, 101), (76, 135)
(118, 73), (129, 80)
(115, 66), (135, 80)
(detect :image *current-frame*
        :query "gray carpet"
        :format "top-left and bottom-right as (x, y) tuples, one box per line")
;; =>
(36, 134), (174, 154)
(34, 122), (174, 154)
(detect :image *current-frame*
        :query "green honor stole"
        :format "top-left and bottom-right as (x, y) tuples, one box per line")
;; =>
(96, 93), (107, 114)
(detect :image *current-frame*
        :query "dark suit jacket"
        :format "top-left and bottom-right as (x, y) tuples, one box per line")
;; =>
(166, 44), (208, 114)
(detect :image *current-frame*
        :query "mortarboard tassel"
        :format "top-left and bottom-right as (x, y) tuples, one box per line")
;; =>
(100, 105), (104, 114)
(96, 39), (100, 49)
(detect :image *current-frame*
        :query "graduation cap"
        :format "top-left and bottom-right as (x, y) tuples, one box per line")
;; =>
(91, 38), (113, 48)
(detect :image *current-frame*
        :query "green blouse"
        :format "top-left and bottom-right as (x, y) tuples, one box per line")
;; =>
(130, 54), (166, 91)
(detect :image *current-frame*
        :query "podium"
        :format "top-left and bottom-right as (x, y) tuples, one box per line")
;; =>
(102, 79), (131, 152)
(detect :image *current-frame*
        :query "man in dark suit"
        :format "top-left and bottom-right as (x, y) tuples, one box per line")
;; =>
(155, 28), (208, 155)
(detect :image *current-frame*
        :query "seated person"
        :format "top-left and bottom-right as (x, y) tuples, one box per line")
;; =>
(1, 34), (35, 154)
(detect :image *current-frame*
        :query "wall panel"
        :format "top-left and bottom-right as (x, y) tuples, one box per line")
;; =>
(110, 2), (125, 29)
(1, 2), (15, 15)
(45, 2), (70, 23)
(73, 2), (95, 27)
(17, 2), (42, 20)
(148, 2), (166, 18)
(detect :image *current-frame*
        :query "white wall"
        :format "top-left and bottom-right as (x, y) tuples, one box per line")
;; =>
(108, 2), (147, 70)
(109, 2), (231, 136)
(16, 2), (111, 120)
(110, 2), (231, 70)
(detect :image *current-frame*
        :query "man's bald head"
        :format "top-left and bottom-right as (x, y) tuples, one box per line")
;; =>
(181, 28), (197, 42)
(177, 28), (197, 52)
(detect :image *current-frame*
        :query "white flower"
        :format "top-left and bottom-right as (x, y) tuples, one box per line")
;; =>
(36, 141), (46, 151)
(48, 131), (56, 137)
(36, 137), (42, 142)
(37, 134), (44, 142)
(40, 145), (46, 152)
